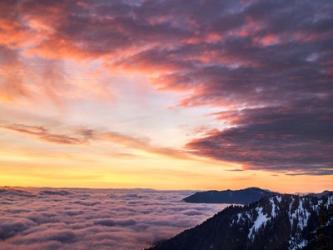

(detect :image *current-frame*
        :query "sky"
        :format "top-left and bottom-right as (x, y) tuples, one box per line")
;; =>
(0, 0), (332, 193)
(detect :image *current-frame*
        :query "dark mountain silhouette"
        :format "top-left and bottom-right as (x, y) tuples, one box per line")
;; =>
(183, 187), (277, 205)
(150, 192), (333, 250)
(308, 190), (332, 198)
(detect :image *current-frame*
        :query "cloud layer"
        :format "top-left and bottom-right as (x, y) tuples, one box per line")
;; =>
(0, 188), (225, 250)
(0, 0), (332, 174)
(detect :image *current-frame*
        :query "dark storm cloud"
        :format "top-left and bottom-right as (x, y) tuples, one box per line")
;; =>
(1, 0), (332, 174)
(186, 103), (333, 174)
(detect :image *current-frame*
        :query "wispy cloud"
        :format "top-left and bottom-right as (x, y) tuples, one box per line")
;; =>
(0, 123), (190, 160)
(1, 123), (86, 145)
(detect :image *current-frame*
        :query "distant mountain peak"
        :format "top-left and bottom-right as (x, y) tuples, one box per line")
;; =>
(183, 187), (277, 205)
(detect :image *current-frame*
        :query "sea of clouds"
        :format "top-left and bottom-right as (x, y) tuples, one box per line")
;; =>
(0, 188), (227, 250)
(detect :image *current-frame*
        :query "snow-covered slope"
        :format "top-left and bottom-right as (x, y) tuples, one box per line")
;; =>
(149, 193), (333, 250)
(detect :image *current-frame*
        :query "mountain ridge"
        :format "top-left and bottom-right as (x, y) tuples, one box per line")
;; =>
(183, 187), (278, 205)
(150, 192), (333, 250)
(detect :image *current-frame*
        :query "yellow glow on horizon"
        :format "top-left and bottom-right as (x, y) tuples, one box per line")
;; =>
(1, 147), (332, 193)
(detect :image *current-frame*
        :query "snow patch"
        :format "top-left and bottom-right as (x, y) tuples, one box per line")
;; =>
(270, 198), (278, 218)
(237, 213), (242, 223)
(290, 199), (310, 231)
(325, 195), (333, 209)
(288, 197), (295, 227)
(248, 207), (270, 240)
(276, 196), (282, 203)
(289, 237), (308, 250)
(232, 212), (246, 225)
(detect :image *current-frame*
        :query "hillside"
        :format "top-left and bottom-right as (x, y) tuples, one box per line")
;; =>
(150, 192), (333, 250)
